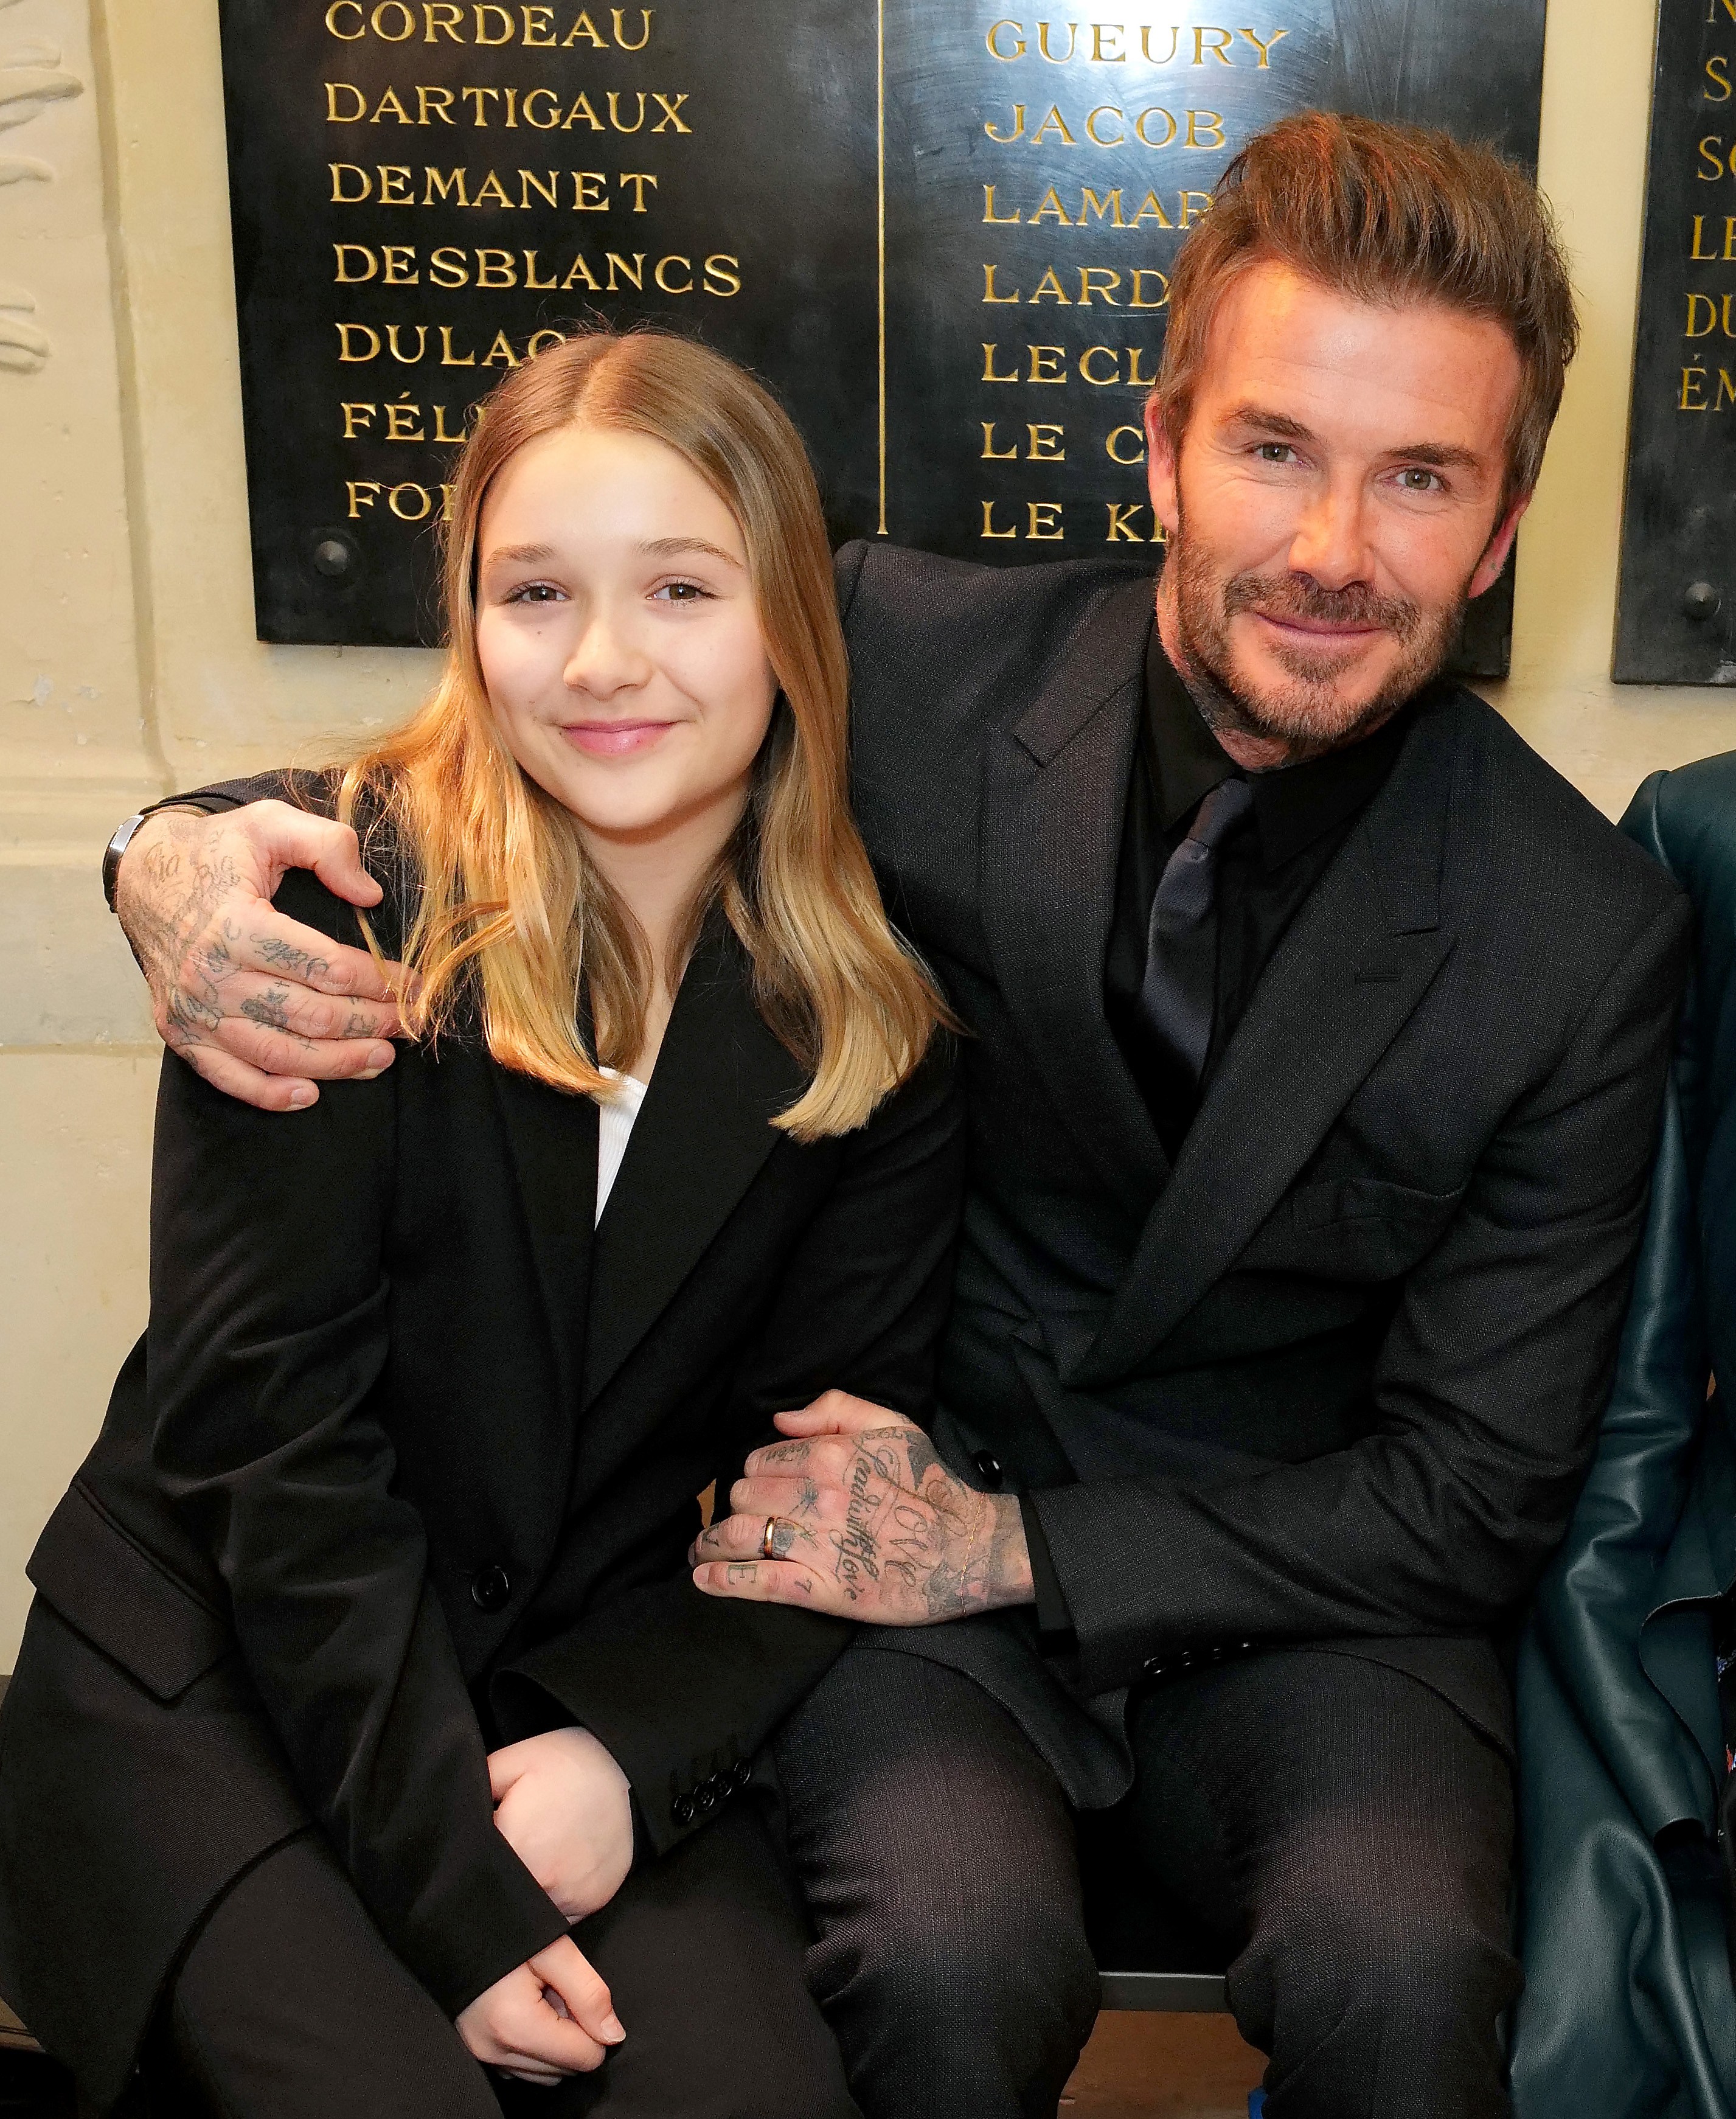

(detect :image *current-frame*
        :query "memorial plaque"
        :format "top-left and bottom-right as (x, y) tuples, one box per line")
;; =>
(1614, 0), (1736, 684)
(218, 1), (1546, 661)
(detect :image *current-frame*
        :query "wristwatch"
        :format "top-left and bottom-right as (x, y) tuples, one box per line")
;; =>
(102, 812), (152, 915)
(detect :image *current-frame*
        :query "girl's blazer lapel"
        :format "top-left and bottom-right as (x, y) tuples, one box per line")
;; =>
(582, 917), (809, 1411)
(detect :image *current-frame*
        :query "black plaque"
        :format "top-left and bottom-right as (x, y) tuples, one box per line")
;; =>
(218, 2), (1546, 658)
(1615, 0), (1736, 684)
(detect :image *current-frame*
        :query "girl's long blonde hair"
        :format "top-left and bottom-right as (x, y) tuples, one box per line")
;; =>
(339, 329), (946, 1141)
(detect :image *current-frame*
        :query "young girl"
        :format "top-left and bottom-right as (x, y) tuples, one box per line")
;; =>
(0, 333), (960, 2119)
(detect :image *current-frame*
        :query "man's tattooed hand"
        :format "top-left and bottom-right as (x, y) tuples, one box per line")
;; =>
(688, 1391), (1035, 1624)
(111, 800), (407, 1113)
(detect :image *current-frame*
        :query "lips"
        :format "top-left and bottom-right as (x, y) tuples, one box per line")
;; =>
(559, 719), (676, 757)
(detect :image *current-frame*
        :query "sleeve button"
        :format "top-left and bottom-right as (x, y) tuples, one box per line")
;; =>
(672, 1794), (695, 1827)
(470, 1565), (511, 1613)
(971, 1450), (1004, 1490)
(732, 1759), (752, 1789)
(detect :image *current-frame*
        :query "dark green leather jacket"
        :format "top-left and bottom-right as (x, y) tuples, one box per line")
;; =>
(1513, 751), (1736, 2115)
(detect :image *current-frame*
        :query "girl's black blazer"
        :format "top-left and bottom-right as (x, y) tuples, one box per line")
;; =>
(0, 806), (963, 2107)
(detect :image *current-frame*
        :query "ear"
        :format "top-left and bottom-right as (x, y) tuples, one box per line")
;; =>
(1468, 492), (1530, 599)
(1144, 397), (1181, 541)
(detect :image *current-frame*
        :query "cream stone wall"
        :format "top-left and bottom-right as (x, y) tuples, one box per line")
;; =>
(0, 0), (1729, 1668)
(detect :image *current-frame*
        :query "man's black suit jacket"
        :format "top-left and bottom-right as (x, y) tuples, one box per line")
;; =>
(0, 808), (963, 2108)
(835, 543), (1692, 1803)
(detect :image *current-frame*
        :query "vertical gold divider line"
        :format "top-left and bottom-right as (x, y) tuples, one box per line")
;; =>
(877, 0), (889, 534)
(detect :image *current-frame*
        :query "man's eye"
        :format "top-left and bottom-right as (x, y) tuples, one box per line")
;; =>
(1398, 467), (1443, 493)
(1255, 442), (1295, 464)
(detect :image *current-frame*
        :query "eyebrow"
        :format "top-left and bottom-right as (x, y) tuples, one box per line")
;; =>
(636, 535), (745, 567)
(1219, 403), (1486, 473)
(481, 541), (555, 568)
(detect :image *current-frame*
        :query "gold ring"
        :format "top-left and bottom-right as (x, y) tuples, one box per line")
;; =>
(761, 1515), (779, 1561)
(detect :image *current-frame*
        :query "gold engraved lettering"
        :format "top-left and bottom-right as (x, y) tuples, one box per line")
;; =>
(1186, 110), (1225, 148)
(1078, 345), (1119, 384)
(564, 10), (607, 45)
(981, 422), (1017, 458)
(341, 402), (377, 437)
(372, 2), (417, 38)
(1681, 364), (1710, 409)
(464, 86), (500, 124)
(1129, 189), (1173, 228)
(476, 248), (518, 285)
(564, 92), (604, 129)
(440, 321), (477, 358)
(337, 322), (383, 360)
(386, 396), (426, 440)
(331, 162), (372, 201)
(612, 9), (653, 50)
(1030, 105), (1077, 145)
(573, 170), (607, 207)
(1080, 187), (1123, 226)
(388, 323), (429, 361)
(982, 342), (1019, 382)
(1032, 187), (1072, 225)
(1030, 266), (1071, 303)
(654, 254), (693, 291)
(608, 91), (648, 133)
(424, 2), (464, 37)
(390, 481), (434, 518)
(981, 500), (1018, 538)
(523, 248), (558, 287)
(984, 264), (1021, 302)
(703, 253), (742, 295)
(433, 402), (470, 439)
(1709, 54), (1733, 102)
(1077, 266), (1119, 305)
(1092, 24), (1124, 61)
(347, 480), (383, 515)
(471, 170), (515, 206)
(1193, 27), (1233, 63)
(985, 105), (1026, 143)
(987, 19), (1024, 60)
(522, 5), (558, 42)
(378, 164), (415, 203)
(474, 5), (516, 43)
(381, 243), (419, 283)
(652, 93), (692, 132)
(524, 86), (561, 127)
(1130, 268), (1169, 308)
(984, 184), (1021, 223)
(327, 2), (367, 37)
(371, 86), (412, 122)
(527, 327), (567, 354)
(1039, 22), (1078, 61)
(1086, 106), (1125, 145)
(1688, 292), (1719, 336)
(418, 85), (457, 123)
(1027, 501), (1064, 539)
(1142, 26), (1179, 61)
(563, 251), (602, 288)
(519, 169), (560, 207)
(1105, 424), (1145, 463)
(1027, 422), (1064, 459)
(1700, 135), (1732, 178)
(1029, 344), (1067, 381)
(605, 249), (647, 289)
(504, 88), (520, 126)
(1106, 501), (1147, 538)
(1179, 191), (1212, 226)
(1125, 346), (1159, 386)
(1136, 108), (1176, 148)
(483, 330), (519, 363)
(327, 83), (367, 120)
(620, 172), (658, 209)
(431, 246), (470, 285)
(1238, 28), (1288, 65)
(335, 242), (380, 282)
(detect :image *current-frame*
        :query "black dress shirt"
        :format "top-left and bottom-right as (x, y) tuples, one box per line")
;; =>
(1023, 627), (1411, 1640)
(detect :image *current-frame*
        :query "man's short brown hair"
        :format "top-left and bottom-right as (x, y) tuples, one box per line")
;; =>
(1156, 111), (1579, 506)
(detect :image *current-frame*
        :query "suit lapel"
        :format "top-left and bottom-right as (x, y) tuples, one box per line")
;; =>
(1077, 694), (1463, 1387)
(580, 916), (808, 1417)
(489, 1060), (599, 1421)
(979, 572), (1167, 1219)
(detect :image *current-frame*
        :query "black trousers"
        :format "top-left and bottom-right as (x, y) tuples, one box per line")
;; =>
(150, 1800), (857, 2119)
(772, 1642), (1520, 2119)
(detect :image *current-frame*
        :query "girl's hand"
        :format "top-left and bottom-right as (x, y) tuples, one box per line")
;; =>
(456, 1936), (624, 2083)
(489, 1727), (635, 1923)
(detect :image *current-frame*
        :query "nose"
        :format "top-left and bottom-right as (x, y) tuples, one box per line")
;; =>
(1286, 473), (1375, 593)
(562, 605), (651, 699)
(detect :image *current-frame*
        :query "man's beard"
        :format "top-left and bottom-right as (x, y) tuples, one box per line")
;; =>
(1168, 515), (1469, 759)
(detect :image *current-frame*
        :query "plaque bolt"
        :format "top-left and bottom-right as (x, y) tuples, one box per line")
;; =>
(313, 538), (354, 579)
(1683, 582), (1721, 623)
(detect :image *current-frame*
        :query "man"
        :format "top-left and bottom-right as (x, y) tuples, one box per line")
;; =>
(105, 116), (1686, 2117)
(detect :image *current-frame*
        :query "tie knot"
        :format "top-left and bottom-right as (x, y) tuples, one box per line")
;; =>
(1186, 776), (1252, 852)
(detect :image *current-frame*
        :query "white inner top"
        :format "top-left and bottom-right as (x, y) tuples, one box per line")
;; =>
(595, 1069), (648, 1224)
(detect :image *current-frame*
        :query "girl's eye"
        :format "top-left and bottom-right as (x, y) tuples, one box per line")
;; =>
(653, 580), (710, 604)
(508, 582), (563, 605)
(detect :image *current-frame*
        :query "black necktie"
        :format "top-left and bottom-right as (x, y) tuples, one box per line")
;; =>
(1137, 776), (1254, 1086)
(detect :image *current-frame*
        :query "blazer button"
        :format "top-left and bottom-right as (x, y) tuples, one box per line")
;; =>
(971, 1451), (1004, 1491)
(672, 1794), (695, 1828)
(1143, 1656), (1167, 1679)
(695, 1784), (717, 1815)
(732, 1759), (752, 1790)
(470, 1565), (511, 1614)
